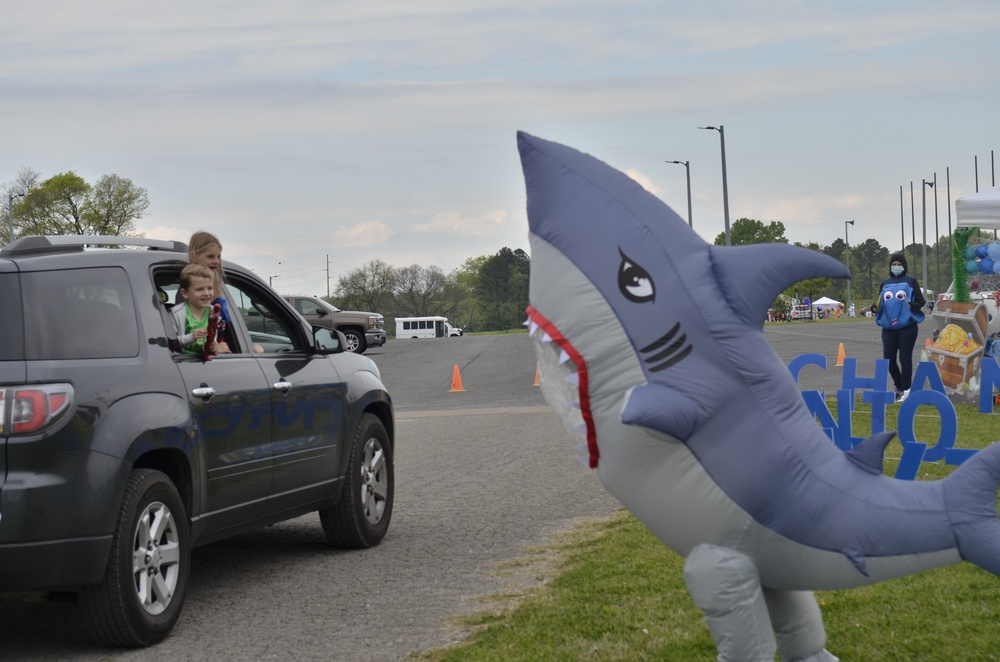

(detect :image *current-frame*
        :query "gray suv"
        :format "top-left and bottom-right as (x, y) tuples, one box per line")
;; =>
(0, 235), (395, 647)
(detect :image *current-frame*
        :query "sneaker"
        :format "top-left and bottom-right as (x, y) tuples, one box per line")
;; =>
(894, 391), (904, 403)
(899, 389), (910, 403)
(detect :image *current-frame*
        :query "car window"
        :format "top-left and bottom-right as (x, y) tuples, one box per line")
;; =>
(296, 299), (324, 316)
(0, 272), (24, 360)
(153, 267), (246, 354)
(229, 278), (305, 353)
(22, 267), (139, 360)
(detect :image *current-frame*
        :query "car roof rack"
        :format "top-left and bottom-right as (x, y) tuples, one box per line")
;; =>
(1, 235), (188, 258)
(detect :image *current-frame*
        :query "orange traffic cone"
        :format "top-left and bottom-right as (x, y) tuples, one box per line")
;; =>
(835, 342), (846, 367)
(533, 365), (540, 387)
(450, 364), (465, 392)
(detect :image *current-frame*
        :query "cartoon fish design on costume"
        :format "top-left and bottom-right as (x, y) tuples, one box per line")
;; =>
(518, 131), (1000, 661)
(876, 281), (925, 329)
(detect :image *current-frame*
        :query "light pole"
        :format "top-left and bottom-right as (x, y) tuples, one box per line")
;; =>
(269, 274), (280, 288)
(844, 220), (854, 310)
(665, 160), (692, 228)
(922, 179), (934, 297)
(699, 125), (730, 246)
(7, 192), (24, 243)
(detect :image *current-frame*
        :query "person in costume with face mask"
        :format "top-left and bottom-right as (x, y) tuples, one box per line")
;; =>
(873, 253), (925, 403)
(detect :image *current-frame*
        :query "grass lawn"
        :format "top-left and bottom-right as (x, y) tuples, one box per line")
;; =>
(419, 401), (1000, 661)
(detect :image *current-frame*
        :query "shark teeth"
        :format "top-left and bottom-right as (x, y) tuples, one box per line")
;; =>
(525, 304), (598, 468)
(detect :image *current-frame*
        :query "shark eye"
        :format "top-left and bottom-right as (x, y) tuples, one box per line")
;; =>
(895, 291), (907, 301)
(883, 291), (894, 302)
(618, 250), (655, 303)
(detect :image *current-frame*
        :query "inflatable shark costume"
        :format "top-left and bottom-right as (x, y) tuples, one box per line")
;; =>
(518, 132), (1000, 661)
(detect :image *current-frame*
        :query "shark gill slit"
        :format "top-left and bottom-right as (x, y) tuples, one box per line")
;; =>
(640, 324), (693, 372)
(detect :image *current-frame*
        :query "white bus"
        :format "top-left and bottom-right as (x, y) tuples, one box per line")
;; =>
(396, 316), (464, 338)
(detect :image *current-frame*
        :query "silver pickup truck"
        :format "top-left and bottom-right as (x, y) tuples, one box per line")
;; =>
(284, 295), (387, 353)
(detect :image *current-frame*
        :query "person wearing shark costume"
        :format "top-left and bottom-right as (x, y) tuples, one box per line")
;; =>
(517, 131), (1000, 661)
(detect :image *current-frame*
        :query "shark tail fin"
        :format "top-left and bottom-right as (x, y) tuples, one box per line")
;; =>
(943, 441), (1000, 577)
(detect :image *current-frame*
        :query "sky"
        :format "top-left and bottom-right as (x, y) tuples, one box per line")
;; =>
(3, 1), (999, 297)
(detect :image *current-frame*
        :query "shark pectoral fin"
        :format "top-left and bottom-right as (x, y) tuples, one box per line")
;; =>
(843, 547), (870, 576)
(845, 431), (897, 475)
(620, 383), (700, 441)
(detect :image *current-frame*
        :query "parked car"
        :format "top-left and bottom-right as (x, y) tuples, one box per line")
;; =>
(282, 295), (387, 354)
(0, 235), (395, 647)
(790, 304), (815, 321)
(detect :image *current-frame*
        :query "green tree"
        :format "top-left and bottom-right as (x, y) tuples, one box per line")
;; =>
(19, 172), (91, 236)
(334, 259), (395, 313)
(452, 255), (491, 332)
(853, 239), (890, 303)
(8, 170), (148, 239)
(713, 218), (788, 246)
(86, 174), (150, 236)
(475, 247), (530, 331)
(1, 166), (40, 244)
(393, 264), (449, 317)
(822, 238), (850, 303)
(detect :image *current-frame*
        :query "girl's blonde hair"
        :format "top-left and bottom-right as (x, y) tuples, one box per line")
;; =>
(187, 231), (225, 298)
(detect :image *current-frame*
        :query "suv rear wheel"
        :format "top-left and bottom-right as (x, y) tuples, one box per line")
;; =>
(79, 469), (190, 647)
(320, 413), (393, 548)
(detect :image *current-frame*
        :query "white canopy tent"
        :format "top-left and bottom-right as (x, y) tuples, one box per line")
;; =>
(811, 296), (842, 310)
(956, 185), (1000, 229)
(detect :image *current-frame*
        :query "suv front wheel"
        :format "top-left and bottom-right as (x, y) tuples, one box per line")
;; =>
(79, 469), (191, 647)
(320, 413), (393, 548)
(340, 328), (368, 354)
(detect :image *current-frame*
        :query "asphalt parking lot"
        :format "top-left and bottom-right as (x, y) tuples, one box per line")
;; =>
(0, 319), (927, 660)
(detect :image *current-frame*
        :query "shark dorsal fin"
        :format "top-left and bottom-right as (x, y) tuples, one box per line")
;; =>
(708, 243), (850, 327)
(846, 431), (897, 474)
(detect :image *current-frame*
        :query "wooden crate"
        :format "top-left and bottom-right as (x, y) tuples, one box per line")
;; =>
(928, 346), (984, 390)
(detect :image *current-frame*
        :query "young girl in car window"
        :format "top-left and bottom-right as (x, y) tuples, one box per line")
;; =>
(187, 231), (226, 299)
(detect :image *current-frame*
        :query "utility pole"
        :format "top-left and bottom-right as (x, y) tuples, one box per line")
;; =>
(7, 192), (24, 243)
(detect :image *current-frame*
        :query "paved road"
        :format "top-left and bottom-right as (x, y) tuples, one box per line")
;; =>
(0, 320), (919, 660)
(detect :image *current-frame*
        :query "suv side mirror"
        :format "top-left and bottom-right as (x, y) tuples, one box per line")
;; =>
(314, 327), (346, 354)
(314, 308), (328, 318)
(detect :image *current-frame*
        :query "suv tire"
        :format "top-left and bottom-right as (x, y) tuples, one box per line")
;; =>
(79, 469), (191, 647)
(341, 328), (367, 354)
(320, 413), (394, 548)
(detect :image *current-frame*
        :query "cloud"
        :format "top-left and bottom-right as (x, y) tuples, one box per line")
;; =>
(623, 169), (662, 197)
(334, 219), (395, 247)
(413, 209), (507, 235)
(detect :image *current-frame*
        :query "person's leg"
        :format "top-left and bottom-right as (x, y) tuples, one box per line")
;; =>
(897, 323), (919, 392)
(684, 544), (776, 661)
(881, 328), (902, 392)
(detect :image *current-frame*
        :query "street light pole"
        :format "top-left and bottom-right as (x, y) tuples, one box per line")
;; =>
(665, 160), (692, 227)
(269, 274), (280, 288)
(7, 192), (24, 243)
(922, 179), (934, 297)
(844, 220), (854, 310)
(699, 125), (730, 246)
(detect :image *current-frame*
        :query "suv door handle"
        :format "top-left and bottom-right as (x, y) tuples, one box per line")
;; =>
(273, 379), (292, 394)
(192, 384), (215, 400)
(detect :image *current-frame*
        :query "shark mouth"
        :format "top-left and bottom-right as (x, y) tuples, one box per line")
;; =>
(525, 304), (599, 469)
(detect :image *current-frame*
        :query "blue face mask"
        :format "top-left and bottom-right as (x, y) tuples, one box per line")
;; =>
(891, 266), (904, 277)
